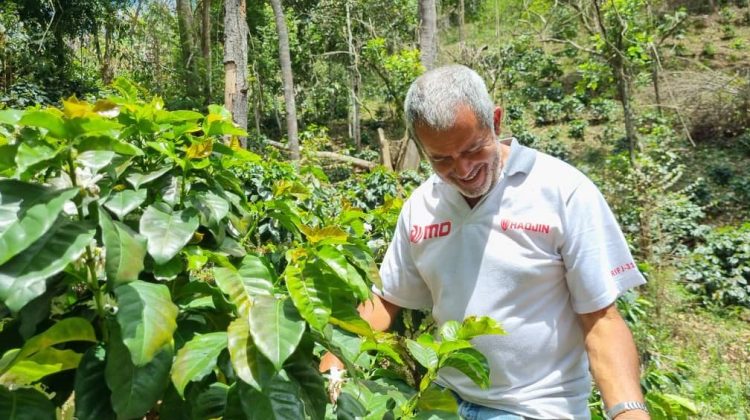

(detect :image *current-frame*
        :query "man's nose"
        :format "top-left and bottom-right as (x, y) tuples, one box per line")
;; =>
(454, 156), (474, 178)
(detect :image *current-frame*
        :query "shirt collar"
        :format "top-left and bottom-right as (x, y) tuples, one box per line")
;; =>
(501, 137), (536, 176)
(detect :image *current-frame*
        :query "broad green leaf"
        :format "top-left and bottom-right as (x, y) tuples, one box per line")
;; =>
(115, 281), (178, 366)
(14, 142), (60, 177)
(337, 381), (392, 420)
(125, 167), (171, 189)
(284, 336), (327, 420)
(103, 188), (147, 219)
(0, 348), (82, 385)
(76, 150), (115, 172)
(158, 110), (204, 122)
(74, 345), (116, 420)
(439, 348), (490, 389)
(190, 190), (229, 227)
(317, 245), (369, 300)
(171, 332), (227, 398)
(416, 385), (459, 413)
(437, 340), (473, 356)
(342, 244), (382, 289)
(455, 316), (505, 341)
(406, 338), (438, 370)
(152, 256), (185, 281)
(192, 382), (229, 419)
(329, 305), (374, 338)
(106, 327), (173, 419)
(227, 319), (264, 390)
(413, 410), (461, 420)
(0, 386), (55, 420)
(0, 110), (22, 125)
(248, 296), (305, 371)
(224, 376), (304, 420)
(213, 254), (274, 318)
(0, 181), (78, 265)
(360, 337), (404, 365)
(0, 318), (96, 375)
(285, 262), (331, 331)
(301, 225), (348, 244)
(0, 220), (95, 313)
(19, 110), (67, 138)
(139, 205), (199, 265)
(0, 145), (18, 173)
(77, 135), (143, 156)
(100, 209), (146, 288)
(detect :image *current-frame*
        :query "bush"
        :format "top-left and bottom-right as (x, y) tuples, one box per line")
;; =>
(532, 99), (564, 125)
(561, 96), (585, 121)
(681, 224), (750, 308)
(701, 42), (717, 58)
(588, 98), (617, 123)
(568, 119), (588, 140)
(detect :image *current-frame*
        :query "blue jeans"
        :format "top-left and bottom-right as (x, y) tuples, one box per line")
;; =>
(450, 390), (525, 420)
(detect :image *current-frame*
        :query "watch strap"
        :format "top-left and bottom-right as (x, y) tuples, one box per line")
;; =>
(606, 401), (649, 419)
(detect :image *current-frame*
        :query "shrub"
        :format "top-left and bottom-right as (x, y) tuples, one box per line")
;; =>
(588, 98), (617, 123)
(681, 224), (750, 308)
(568, 119), (588, 140)
(532, 99), (564, 125)
(701, 42), (717, 58)
(561, 95), (585, 121)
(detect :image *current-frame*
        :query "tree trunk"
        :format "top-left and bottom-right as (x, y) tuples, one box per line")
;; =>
(346, 2), (361, 149)
(458, 0), (466, 57)
(614, 60), (638, 165)
(650, 48), (662, 117)
(418, 0), (438, 70)
(269, 0), (300, 162)
(177, 0), (200, 98)
(201, 0), (212, 105)
(224, 0), (249, 147)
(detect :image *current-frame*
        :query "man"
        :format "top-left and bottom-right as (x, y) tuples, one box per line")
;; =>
(321, 65), (649, 419)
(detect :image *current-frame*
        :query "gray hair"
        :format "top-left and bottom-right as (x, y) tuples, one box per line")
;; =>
(404, 64), (495, 140)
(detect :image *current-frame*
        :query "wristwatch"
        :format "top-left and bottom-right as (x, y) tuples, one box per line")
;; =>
(606, 401), (649, 419)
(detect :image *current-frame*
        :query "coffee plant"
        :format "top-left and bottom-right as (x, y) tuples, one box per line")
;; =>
(0, 81), (502, 419)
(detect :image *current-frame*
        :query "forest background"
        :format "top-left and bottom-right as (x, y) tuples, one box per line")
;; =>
(0, 0), (749, 419)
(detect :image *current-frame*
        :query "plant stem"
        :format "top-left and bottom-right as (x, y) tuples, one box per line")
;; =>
(67, 152), (108, 337)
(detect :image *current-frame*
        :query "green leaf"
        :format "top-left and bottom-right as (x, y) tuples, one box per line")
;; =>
(227, 319), (265, 390)
(416, 385), (459, 413)
(105, 327), (173, 419)
(213, 254), (275, 318)
(0, 110), (23, 126)
(285, 262), (331, 331)
(0, 220), (95, 313)
(317, 245), (370, 300)
(115, 281), (178, 366)
(0, 318), (96, 376)
(0, 181), (79, 265)
(0, 348), (82, 385)
(74, 345), (116, 420)
(20, 110), (67, 138)
(439, 348), (490, 389)
(100, 209), (146, 288)
(125, 167), (171, 190)
(406, 338), (438, 370)
(139, 205), (199, 265)
(103, 189), (147, 219)
(14, 142), (60, 177)
(284, 336), (327, 420)
(342, 244), (382, 289)
(192, 382), (229, 419)
(0, 145), (18, 173)
(0, 386), (55, 420)
(171, 332), (227, 398)
(190, 190), (230, 227)
(454, 316), (505, 341)
(76, 150), (115, 172)
(248, 296), (305, 371)
(360, 337), (404, 365)
(77, 135), (143, 156)
(224, 376), (304, 420)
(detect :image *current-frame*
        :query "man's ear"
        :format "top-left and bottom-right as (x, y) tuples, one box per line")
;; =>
(493, 107), (503, 135)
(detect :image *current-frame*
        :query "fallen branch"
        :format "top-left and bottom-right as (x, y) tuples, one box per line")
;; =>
(265, 139), (377, 170)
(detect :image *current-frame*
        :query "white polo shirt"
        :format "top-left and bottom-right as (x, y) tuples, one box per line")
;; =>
(375, 138), (645, 419)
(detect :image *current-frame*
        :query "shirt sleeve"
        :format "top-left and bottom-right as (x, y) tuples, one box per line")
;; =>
(373, 202), (433, 310)
(561, 179), (646, 314)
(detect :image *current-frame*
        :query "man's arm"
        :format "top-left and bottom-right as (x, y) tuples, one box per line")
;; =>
(580, 304), (650, 420)
(319, 293), (402, 372)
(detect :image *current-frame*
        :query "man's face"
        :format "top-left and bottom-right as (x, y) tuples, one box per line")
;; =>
(416, 105), (501, 199)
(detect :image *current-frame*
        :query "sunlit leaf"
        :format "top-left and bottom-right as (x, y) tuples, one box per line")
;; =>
(103, 189), (147, 219)
(248, 296), (305, 371)
(171, 332), (227, 397)
(139, 205), (199, 265)
(99, 209), (147, 288)
(114, 281), (178, 366)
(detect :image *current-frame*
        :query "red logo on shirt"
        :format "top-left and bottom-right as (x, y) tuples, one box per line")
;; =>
(410, 221), (451, 243)
(500, 219), (551, 234)
(610, 262), (636, 277)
